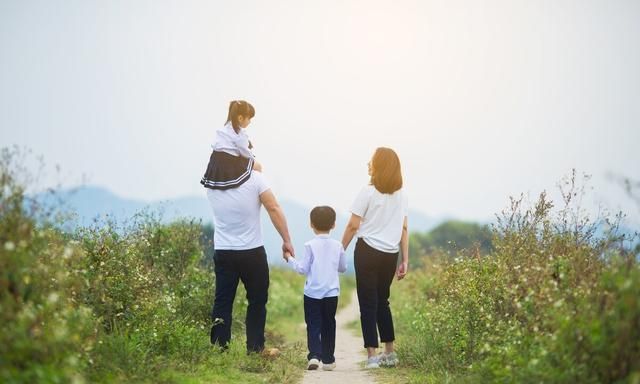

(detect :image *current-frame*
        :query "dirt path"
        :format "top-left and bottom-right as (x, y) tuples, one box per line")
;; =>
(300, 290), (375, 384)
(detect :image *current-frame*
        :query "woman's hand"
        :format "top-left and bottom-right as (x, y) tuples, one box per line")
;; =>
(396, 261), (408, 280)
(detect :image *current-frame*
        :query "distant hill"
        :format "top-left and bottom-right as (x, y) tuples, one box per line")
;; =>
(34, 186), (442, 267)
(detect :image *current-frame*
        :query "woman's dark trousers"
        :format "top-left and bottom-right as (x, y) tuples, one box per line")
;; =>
(354, 238), (398, 348)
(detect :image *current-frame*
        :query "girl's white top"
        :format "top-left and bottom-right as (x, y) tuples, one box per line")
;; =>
(287, 234), (347, 299)
(212, 122), (253, 159)
(350, 185), (408, 253)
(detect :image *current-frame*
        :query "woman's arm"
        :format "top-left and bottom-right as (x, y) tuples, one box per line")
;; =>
(397, 216), (409, 280)
(341, 213), (362, 250)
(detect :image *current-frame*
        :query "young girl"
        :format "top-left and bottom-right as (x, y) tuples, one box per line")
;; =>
(200, 100), (263, 190)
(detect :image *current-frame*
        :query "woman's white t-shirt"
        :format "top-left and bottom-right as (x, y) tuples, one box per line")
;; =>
(350, 185), (408, 253)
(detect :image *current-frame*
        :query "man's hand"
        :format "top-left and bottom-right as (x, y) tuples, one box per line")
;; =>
(282, 242), (295, 261)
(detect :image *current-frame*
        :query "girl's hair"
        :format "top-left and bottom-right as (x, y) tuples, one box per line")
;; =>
(226, 100), (255, 132)
(370, 147), (403, 194)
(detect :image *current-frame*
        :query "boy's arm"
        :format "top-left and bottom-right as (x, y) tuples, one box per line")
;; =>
(285, 245), (312, 275)
(337, 246), (347, 273)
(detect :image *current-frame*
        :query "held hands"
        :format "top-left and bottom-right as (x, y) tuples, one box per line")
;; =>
(282, 242), (295, 262)
(396, 261), (408, 280)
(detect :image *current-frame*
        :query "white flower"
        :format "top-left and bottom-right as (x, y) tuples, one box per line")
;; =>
(47, 292), (60, 304)
(63, 247), (73, 259)
(4, 241), (15, 251)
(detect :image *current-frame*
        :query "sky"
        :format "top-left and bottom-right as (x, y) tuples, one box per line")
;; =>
(1, 0), (639, 225)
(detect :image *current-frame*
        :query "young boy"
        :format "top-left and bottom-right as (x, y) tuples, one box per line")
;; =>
(284, 206), (347, 371)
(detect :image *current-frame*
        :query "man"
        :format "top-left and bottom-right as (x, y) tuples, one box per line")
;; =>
(206, 170), (294, 353)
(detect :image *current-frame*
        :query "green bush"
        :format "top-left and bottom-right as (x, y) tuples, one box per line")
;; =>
(0, 148), (312, 383)
(1, 148), (95, 383)
(389, 173), (640, 383)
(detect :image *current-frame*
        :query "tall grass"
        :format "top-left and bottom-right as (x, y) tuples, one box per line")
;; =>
(382, 171), (640, 383)
(0, 147), (325, 383)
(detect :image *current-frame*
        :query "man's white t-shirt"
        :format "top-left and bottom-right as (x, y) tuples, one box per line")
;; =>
(206, 172), (270, 250)
(350, 185), (408, 253)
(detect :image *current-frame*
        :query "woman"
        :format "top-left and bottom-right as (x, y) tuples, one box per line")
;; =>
(341, 147), (409, 369)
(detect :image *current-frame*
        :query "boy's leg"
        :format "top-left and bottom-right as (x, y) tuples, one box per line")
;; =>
(320, 296), (338, 364)
(304, 295), (322, 361)
(238, 246), (270, 353)
(211, 250), (240, 348)
(354, 239), (380, 348)
(376, 252), (398, 343)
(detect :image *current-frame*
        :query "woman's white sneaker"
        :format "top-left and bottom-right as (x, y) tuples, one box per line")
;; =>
(365, 356), (380, 369)
(378, 352), (399, 367)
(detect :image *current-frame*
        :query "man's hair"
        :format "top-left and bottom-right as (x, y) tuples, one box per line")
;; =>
(310, 206), (336, 231)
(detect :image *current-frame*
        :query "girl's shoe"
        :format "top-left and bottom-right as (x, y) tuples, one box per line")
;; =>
(378, 352), (399, 367)
(307, 358), (320, 370)
(322, 362), (336, 371)
(365, 356), (380, 369)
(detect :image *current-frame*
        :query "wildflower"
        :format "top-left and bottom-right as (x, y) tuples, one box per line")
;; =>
(63, 247), (73, 259)
(4, 241), (15, 251)
(47, 292), (60, 304)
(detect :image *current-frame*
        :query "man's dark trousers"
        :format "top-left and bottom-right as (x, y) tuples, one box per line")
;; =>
(210, 246), (269, 353)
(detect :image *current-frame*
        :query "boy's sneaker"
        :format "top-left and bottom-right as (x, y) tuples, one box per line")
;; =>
(378, 351), (399, 367)
(322, 362), (336, 371)
(365, 356), (380, 369)
(307, 358), (320, 370)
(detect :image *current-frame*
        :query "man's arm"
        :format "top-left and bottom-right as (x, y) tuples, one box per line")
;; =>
(260, 189), (295, 257)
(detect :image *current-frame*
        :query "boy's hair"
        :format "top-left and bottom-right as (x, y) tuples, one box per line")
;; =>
(370, 147), (403, 194)
(226, 100), (255, 132)
(310, 206), (336, 232)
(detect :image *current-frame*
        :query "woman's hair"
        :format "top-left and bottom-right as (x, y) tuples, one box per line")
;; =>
(226, 100), (255, 132)
(370, 147), (403, 194)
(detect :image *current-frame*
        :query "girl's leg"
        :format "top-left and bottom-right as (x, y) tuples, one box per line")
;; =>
(252, 160), (263, 172)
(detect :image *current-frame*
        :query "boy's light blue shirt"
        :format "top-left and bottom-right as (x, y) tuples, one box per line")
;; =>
(287, 234), (347, 299)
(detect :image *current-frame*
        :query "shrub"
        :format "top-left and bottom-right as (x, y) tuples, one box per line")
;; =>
(1, 148), (95, 383)
(392, 171), (640, 383)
